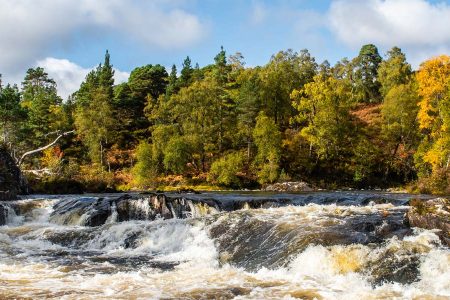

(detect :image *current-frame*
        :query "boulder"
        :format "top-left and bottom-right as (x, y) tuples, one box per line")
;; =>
(406, 198), (450, 246)
(264, 181), (313, 192)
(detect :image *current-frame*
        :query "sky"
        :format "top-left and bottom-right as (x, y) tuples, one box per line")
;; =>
(1, 0), (450, 99)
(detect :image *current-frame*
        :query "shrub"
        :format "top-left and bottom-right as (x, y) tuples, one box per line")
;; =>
(209, 152), (244, 187)
(415, 168), (450, 195)
(163, 136), (191, 174)
(132, 141), (157, 188)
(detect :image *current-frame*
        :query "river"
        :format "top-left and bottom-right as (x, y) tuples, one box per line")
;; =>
(0, 191), (449, 299)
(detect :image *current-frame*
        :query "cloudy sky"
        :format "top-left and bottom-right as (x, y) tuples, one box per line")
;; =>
(1, 0), (450, 99)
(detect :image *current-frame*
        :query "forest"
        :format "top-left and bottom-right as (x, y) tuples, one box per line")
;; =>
(1, 45), (449, 194)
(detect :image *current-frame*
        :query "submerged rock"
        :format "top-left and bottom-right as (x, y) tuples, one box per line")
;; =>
(406, 198), (450, 246)
(264, 181), (313, 192)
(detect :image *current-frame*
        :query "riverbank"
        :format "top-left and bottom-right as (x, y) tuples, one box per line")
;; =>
(26, 170), (415, 194)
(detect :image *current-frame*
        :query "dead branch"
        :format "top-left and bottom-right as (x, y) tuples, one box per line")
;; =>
(17, 130), (75, 166)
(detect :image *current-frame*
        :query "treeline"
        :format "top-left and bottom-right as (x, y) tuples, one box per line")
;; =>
(1, 46), (449, 193)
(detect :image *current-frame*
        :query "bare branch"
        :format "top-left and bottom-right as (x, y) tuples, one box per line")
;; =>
(17, 130), (75, 166)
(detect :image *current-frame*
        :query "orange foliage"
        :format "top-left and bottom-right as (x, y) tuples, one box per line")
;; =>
(351, 103), (382, 127)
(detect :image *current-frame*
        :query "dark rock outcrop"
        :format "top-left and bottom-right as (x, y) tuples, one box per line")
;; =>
(407, 198), (450, 246)
(0, 147), (27, 200)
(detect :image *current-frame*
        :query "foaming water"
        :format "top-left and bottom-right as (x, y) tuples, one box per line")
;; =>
(0, 192), (448, 299)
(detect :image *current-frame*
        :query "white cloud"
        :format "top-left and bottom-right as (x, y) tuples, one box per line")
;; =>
(37, 57), (129, 100)
(250, 2), (268, 25)
(328, 0), (450, 66)
(0, 0), (206, 78)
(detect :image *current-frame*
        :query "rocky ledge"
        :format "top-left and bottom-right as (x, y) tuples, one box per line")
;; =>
(264, 181), (313, 192)
(406, 198), (450, 246)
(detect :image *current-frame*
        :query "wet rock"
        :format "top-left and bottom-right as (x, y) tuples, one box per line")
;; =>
(264, 181), (313, 192)
(49, 193), (222, 226)
(0, 204), (7, 225)
(368, 247), (421, 285)
(407, 198), (450, 246)
(116, 195), (159, 221)
(49, 197), (98, 226)
(83, 198), (112, 227)
(346, 211), (411, 243)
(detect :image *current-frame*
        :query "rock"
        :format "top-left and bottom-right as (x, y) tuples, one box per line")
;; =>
(0, 146), (28, 200)
(83, 197), (113, 227)
(368, 247), (421, 285)
(0, 204), (7, 225)
(49, 193), (222, 226)
(264, 181), (313, 192)
(407, 198), (450, 246)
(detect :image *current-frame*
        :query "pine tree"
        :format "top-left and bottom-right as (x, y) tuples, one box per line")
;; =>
(74, 51), (115, 167)
(353, 44), (383, 103)
(21, 67), (63, 148)
(166, 64), (178, 97)
(179, 56), (193, 87)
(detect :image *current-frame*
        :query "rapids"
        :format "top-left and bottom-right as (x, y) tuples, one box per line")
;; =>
(0, 191), (449, 299)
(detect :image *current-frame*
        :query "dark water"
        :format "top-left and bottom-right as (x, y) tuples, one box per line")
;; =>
(0, 191), (448, 299)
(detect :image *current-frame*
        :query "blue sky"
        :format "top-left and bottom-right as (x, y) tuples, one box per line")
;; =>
(1, 0), (450, 98)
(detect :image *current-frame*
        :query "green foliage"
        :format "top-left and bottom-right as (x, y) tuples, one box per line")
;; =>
(132, 141), (157, 188)
(75, 88), (114, 165)
(259, 49), (317, 126)
(128, 64), (168, 100)
(381, 82), (419, 151)
(21, 67), (63, 148)
(74, 51), (115, 166)
(378, 47), (412, 97)
(291, 75), (355, 160)
(253, 112), (281, 184)
(353, 44), (382, 103)
(99, 50), (115, 99)
(179, 56), (193, 87)
(163, 136), (191, 174)
(208, 152), (244, 186)
(4, 45), (450, 192)
(166, 64), (179, 97)
(0, 84), (26, 147)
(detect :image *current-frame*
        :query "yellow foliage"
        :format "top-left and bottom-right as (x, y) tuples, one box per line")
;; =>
(40, 146), (63, 173)
(416, 55), (450, 172)
(416, 55), (450, 131)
